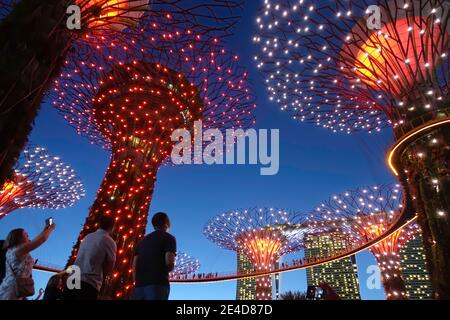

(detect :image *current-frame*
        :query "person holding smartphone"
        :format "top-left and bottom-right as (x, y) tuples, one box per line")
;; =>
(0, 220), (56, 300)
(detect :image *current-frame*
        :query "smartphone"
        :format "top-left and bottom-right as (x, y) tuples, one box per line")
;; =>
(45, 217), (53, 228)
(306, 285), (325, 300)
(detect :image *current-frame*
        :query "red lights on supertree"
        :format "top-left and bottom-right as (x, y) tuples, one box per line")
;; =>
(74, 0), (149, 31)
(204, 208), (305, 300)
(308, 184), (419, 300)
(170, 252), (201, 279)
(0, 145), (85, 219)
(253, 0), (450, 298)
(51, 28), (255, 298)
(0, 0), (244, 196)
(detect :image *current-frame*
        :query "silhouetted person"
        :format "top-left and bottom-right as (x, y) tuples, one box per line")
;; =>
(43, 274), (65, 300)
(132, 212), (176, 300)
(64, 215), (116, 300)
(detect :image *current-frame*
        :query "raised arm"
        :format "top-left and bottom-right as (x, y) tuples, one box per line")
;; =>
(16, 224), (55, 258)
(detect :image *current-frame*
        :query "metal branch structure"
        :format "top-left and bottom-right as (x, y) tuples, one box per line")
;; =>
(307, 184), (420, 299)
(0, 0), (244, 194)
(0, 145), (85, 219)
(170, 252), (201, 279)
(204, 208), (308, 300)
(253, 0), (450, 298)
(51, 25), (256, 298)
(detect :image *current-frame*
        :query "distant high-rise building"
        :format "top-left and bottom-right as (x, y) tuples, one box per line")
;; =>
(236, 251), (256, 300)
(273, 260), (281, 300)
(305, 232), (361, 300)
(236, 251), (281, 300)
(400, 234), (433, 299)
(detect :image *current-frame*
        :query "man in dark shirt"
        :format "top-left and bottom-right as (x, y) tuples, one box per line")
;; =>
(132, 212), (176, 300)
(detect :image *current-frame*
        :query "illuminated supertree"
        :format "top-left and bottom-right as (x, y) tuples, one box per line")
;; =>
(253, 0), (449, 298)
(0, 0), (243, 190)
(204, 208), (306, 300)
(308, 184), (421, 299)
(0, 145), (85, 219)
(170, 252), (201, 279)
(51, 26), (255, 298)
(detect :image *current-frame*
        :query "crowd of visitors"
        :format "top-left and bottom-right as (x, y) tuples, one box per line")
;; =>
(0, 212), (177, 300)
(0, 212), (350, 300)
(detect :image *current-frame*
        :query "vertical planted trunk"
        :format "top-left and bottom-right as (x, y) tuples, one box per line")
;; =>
(67, 145), (160, 299)
(255, 272), (272, 300)
(396, 119), (450, 299)
(0, 0), (73, 185)
(377, 253), (408, 300)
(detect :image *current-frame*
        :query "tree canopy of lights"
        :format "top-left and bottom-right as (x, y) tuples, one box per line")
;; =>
(307, 183), (422, 300)
(253, 0), (449, 134)
(0, 0), (244, 196)
(50, 26), (256, 299)
(170, 252), (201, 279)
(204, 208), (307, 300)
(253, 0), (450, 299)
(0, 145), (85, 220)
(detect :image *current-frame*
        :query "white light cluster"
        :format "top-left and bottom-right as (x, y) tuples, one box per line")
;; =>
(0, 146), (85, 217)
(253, 0), (449, 134)
(169, 252), (201, 278)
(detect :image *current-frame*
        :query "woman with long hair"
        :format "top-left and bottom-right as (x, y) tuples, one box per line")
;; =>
(0, 223), (55, 300)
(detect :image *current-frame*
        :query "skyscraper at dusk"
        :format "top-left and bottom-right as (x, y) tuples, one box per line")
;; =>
(236, 251), (256, 300)
(305, 232), (361, 300)
(400, 235), (433, 300)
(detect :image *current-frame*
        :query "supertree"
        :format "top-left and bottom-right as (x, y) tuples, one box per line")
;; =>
(0, 145), (85, 219)
(170, 252), (201, 279)
(0, 0), (243, 190)
(50, 25), (255, 298)
(253, 0), (449, 298)
(307, 184), (421, 299)
(204, 208), (306, 300)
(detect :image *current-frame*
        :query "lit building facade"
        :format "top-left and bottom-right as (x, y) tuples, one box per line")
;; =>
(236, 251), (256, 300)
(236, 252), (282, 300)
(305, 232), (361, 300)
(400, 234), (433, 299)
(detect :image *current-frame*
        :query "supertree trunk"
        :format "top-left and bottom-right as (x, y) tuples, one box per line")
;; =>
(255, 271), (272, 300)
(377, 253), (408, 300)
(67, 144), (160, 299)
(0, 0), (73, 185)
(395, 117), (450, 299)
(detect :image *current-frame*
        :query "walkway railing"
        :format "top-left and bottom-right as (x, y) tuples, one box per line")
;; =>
(34, 213), (417, 284)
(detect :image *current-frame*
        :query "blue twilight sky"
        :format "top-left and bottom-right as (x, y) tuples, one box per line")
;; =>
(0, 1), (397, 300)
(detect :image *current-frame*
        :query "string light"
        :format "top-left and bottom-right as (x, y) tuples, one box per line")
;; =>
(0, 146), (85, 219)
(169, 252), (201, 279)
(253, 1), (449, 297)
(204, 208), (306, 300)
(253, 0), (449, 134)
(51, 25), (256, 299)
(308, 184), (415, 300)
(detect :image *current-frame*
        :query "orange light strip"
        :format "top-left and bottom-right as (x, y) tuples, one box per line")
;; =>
(387, 118), (450, 176)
